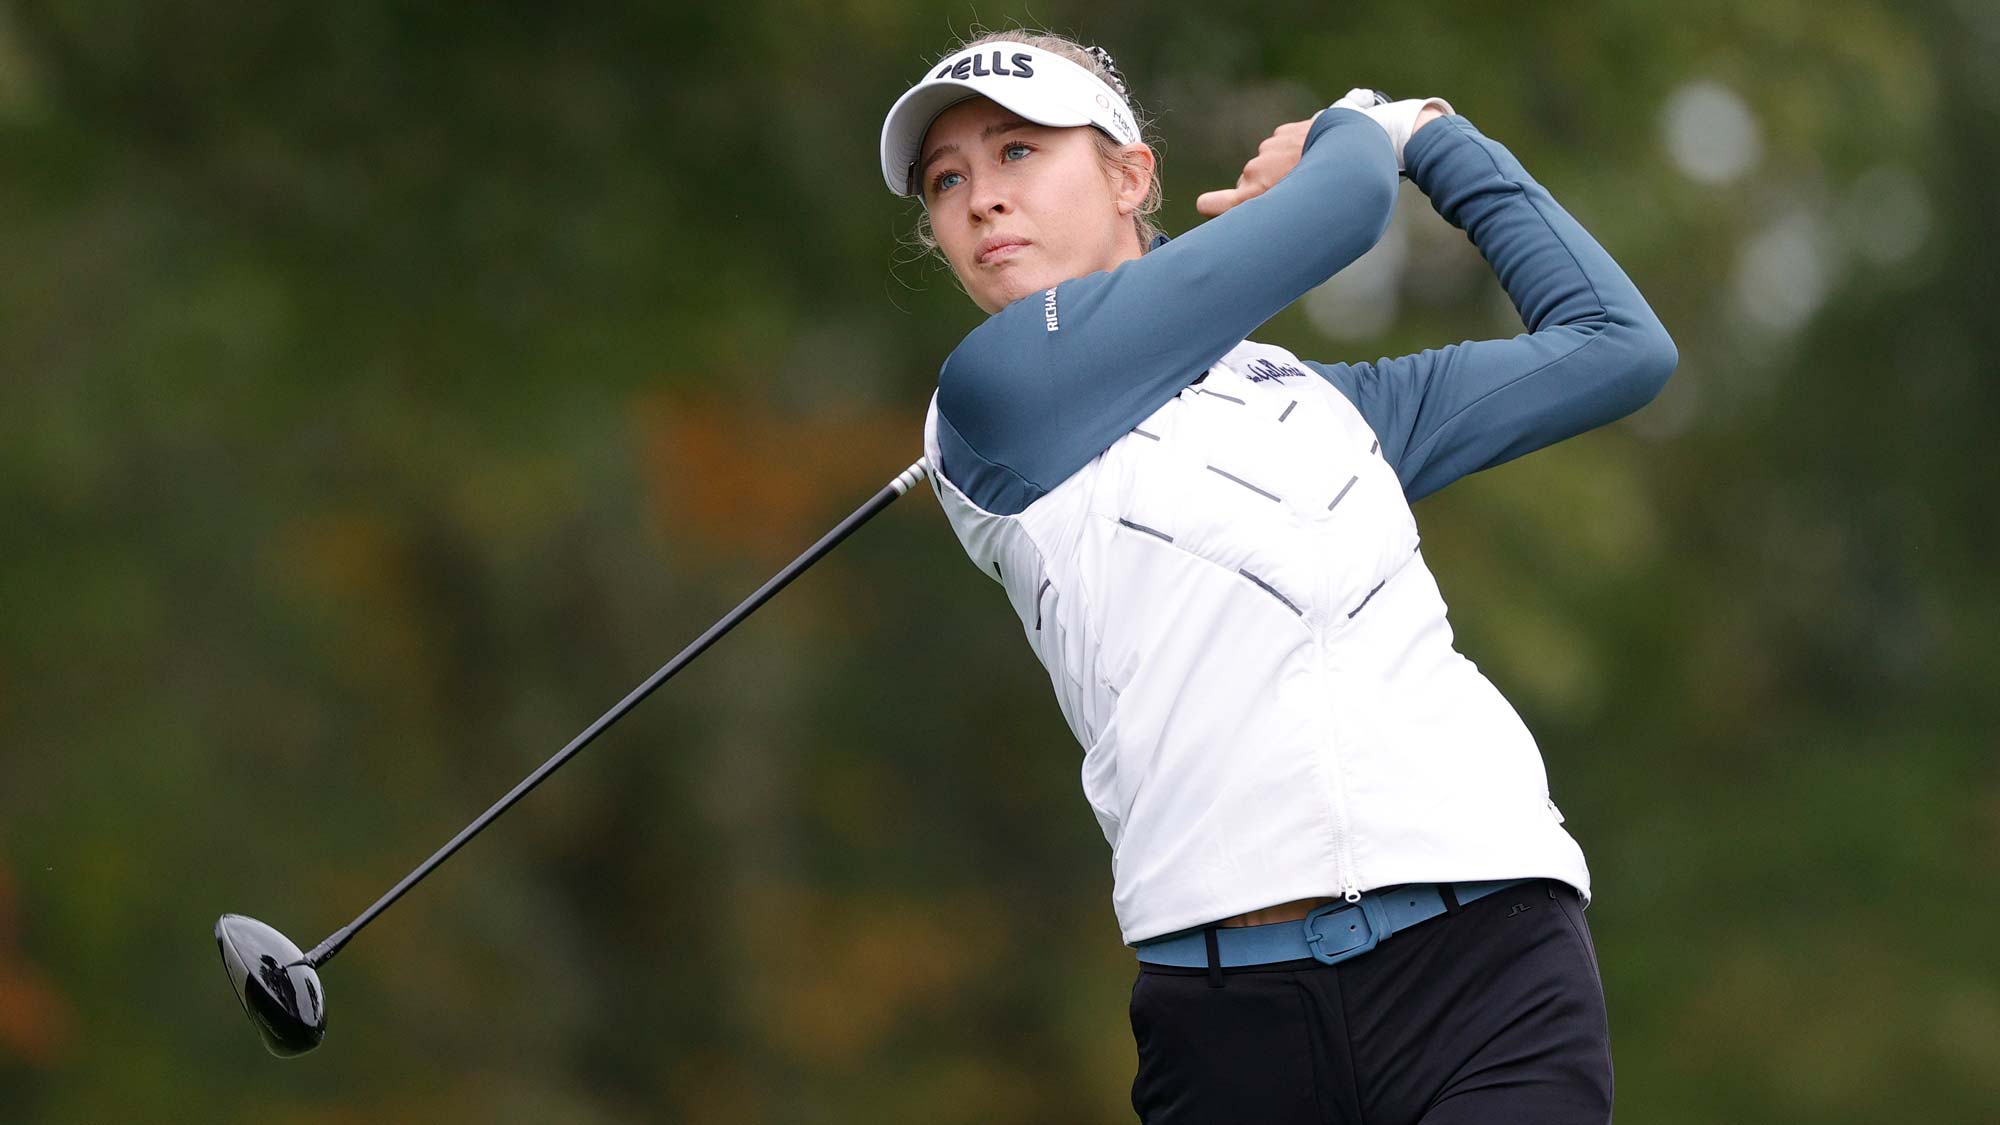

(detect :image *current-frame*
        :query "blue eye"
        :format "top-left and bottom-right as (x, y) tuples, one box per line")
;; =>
(928, 142), (1032, 196)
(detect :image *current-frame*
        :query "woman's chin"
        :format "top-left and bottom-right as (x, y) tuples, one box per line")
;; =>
(979, 273), (1054, 313)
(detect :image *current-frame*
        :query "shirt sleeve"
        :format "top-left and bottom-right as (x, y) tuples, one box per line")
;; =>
(1306, 115), (1679, 502)
(934, 109), (1401, 516)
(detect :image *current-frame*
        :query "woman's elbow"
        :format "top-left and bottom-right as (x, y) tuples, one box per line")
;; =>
(1604, 316), (1678, 414)
(1354, 170), (1401, 246)
(1633, 320), (1679, 400)
(1312, 165), (1399, 270)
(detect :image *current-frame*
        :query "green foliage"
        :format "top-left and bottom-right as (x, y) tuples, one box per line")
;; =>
(1, 1), (1994, 1120)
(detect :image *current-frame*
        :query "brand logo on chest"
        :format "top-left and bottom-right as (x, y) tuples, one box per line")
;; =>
(1243, 358), (1308, 384)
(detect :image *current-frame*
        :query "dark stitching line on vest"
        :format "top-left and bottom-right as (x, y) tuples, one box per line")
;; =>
(1238, 569), (1302, 616)
(1346, 579), (1387, 619)
(1131, 426), (1161, 441)
(1117, 517), (1173, 544)
(1369, 438), (1379, 455)
(1279, 400), (1297, 422)
(1196, 388), (1245, 405)
(1327, 475), (1359, 511)
(1034, 579), (1051, 630)
(1102, 514), (1314, 637)
(1207, 464), (1281, 502)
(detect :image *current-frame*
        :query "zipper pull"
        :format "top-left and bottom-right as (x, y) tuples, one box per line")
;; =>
(1342, 882), (1362, 904)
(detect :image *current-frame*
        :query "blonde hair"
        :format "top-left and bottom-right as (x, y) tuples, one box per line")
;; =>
(904, 29), (1164, 264)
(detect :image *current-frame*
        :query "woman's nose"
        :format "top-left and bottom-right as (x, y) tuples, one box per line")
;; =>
(968, 184), (1009, 221)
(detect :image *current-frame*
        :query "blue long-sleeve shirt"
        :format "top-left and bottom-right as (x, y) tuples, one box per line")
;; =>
(934, 108), (1677, 515)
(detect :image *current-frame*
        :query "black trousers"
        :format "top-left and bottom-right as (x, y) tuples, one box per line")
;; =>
(1128, 880), (1612, 1124)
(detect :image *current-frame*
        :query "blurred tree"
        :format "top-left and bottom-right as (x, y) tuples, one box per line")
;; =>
(0, 0), (1993, 1121)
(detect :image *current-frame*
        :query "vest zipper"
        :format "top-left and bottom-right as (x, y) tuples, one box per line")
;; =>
(1313, 630), (1364, 903)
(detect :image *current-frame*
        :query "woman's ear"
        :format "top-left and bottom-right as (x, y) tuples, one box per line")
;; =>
(1113, 143), (1156, 214)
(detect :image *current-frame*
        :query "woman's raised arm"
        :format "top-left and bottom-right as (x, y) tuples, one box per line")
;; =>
(1308, 116), (1679, 502)
(934, 109), (1400, 516)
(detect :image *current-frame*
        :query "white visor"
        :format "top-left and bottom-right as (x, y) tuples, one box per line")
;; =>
(879, 43), (1140, 196)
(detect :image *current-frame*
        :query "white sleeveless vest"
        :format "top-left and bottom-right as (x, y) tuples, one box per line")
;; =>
(925, 339), (1590, 944)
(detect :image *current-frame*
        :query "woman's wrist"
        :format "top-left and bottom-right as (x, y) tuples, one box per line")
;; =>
(1356, 96), (1455, 171)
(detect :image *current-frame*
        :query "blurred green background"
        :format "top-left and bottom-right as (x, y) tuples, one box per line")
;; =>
(2, 0), (1995, 1121)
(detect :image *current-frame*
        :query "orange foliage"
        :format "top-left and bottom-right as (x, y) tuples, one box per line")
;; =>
(669, 1050), (764, 1124)
(635, 393), (920, 564)
(262, 509), (421, 625)
(259, 509), (442, 707)
(729, 880), (1005, 1069)
(0, 860), (76, 1067)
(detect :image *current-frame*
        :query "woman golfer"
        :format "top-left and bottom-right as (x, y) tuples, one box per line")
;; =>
(880, 30), (1675, 1125)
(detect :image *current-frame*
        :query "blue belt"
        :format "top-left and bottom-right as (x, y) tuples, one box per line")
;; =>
(1134, 880), (1531, 969)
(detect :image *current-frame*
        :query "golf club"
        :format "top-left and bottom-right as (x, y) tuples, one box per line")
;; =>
(216, 457), (931, 1057)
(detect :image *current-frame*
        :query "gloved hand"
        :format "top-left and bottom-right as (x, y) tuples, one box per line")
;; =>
(1330, 87), (1391, 112)
(1330, 89), (1456, 171)
(1195, 91), (1454, 217)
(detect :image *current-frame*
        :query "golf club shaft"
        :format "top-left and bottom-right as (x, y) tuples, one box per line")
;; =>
(302, 458), (931, 968)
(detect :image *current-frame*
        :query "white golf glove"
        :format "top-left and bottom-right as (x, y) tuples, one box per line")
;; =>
(1331, 87), (1390, 112)
(1330, 88), (1456, 171)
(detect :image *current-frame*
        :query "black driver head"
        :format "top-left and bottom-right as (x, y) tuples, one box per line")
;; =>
(215, 914), (326, 1057)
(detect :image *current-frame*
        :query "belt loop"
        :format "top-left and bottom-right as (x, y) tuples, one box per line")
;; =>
(1438, 882), (1461, 915)
(1203, 925), (1224, 989)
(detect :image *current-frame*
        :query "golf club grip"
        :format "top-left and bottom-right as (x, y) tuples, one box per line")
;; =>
(305, 457), (932, 967)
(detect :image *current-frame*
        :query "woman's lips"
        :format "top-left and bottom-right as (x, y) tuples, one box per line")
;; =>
(978, 239), (1030, 265)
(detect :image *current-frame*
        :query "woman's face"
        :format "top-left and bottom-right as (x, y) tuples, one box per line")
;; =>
(918, 97), (1152, 314)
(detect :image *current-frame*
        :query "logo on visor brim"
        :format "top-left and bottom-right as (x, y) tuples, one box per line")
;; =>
(933, 51), (1038, 81)
(883, 44), (1141, 195)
